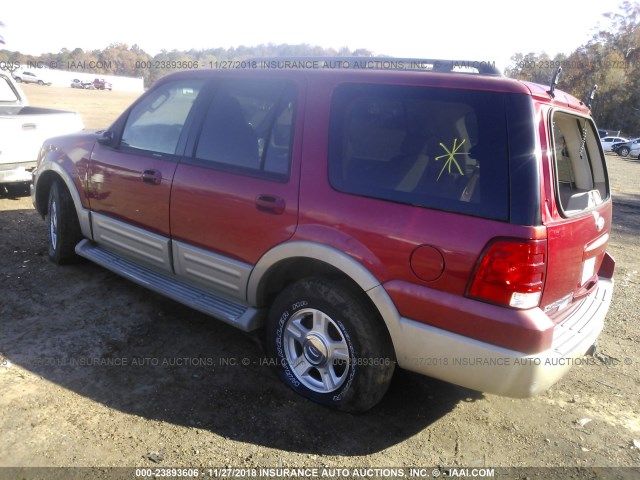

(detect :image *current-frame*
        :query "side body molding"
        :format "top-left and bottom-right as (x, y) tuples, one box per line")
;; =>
(92, 212), (172, 272)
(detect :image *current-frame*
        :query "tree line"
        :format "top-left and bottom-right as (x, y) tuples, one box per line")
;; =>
(2, 1), (639, 132)
(506, 1), (640, 134)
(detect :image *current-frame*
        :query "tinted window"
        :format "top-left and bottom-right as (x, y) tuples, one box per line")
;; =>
(121, 79), (205, 155)
(329, 84), (509, 221)
(194, 79), (296, 180)
(552, 111), (608, 215)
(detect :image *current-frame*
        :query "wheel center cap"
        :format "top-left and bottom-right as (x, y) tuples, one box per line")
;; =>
(303, 335), (328, 366)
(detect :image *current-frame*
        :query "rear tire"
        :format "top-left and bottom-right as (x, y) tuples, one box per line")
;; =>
(266, 277), (395, 412)
(46, 180), (82, 264)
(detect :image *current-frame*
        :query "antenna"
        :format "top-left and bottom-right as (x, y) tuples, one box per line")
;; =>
(548, 66), (562, 98)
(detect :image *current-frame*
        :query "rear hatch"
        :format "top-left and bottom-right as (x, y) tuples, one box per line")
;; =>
(541, 108), (612, 318)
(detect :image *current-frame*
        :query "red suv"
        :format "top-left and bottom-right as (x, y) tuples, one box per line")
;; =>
(31, 59), (615, 412)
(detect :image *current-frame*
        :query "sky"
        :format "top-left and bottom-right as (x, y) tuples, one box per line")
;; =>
(0, 0), (626, 71)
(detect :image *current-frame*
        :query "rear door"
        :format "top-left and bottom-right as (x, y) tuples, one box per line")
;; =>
(542, 109), (611, 315)
(169, 77), (301, 298)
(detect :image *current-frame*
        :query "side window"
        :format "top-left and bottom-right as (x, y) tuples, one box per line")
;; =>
(121, 79), (205, 155)
(193, 79), (296, 180)
(328, 84), (509, 221)
(552, 111), (608, 215)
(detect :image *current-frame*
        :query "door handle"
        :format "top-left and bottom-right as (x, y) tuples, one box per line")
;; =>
(255, 194), (285, 215)
(142, 169), (162, 185)
(22, 123), (37, 130)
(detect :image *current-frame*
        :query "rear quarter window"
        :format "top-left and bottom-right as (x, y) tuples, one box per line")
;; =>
(328, 84), (510, 221)
(551, 111), (609, 216)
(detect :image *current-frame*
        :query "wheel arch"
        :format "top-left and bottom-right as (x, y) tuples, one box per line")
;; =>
(34, 164), (92, 239)
(248, 241), (402, 355)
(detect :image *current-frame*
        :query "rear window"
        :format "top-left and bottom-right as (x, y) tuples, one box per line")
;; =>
(328, 84), (509, 221)
(551, 111), (608, 216)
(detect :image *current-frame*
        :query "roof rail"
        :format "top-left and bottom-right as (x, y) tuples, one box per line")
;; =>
(249, 57), (502, 76)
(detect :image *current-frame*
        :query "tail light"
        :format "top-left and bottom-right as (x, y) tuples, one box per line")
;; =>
(468, 239), (547, 309)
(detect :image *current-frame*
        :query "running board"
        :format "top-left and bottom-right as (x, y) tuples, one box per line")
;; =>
(75, 239), (263, 331)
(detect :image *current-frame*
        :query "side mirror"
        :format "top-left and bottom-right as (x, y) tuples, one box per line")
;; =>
(97, 130), (114, 146)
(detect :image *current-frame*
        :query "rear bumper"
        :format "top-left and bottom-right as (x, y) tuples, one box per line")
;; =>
(392, 277), (613, 397)
(0, 161), (36, 184)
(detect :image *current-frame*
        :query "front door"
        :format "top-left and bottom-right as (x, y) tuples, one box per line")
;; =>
(88, 78), (207, 271)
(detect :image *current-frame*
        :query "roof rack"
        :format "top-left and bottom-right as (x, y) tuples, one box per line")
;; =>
(249, 57), (502, 76)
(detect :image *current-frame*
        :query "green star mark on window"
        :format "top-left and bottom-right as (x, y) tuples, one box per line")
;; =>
(435, 138), (466, 181)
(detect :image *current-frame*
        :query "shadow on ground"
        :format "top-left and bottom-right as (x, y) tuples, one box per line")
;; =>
(0, 183), (31, 200)
(0, 207), (478, 455)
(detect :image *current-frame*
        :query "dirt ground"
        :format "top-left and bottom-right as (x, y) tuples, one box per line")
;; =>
(0, 84), (639, 478)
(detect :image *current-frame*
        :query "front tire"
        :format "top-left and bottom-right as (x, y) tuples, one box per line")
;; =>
(266, 278), (395, 412)
(46, 180), (82, 264)
(618, 146), (630, 157)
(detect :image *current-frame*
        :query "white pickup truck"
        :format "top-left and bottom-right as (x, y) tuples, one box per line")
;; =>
(0, 72), (84, 185)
